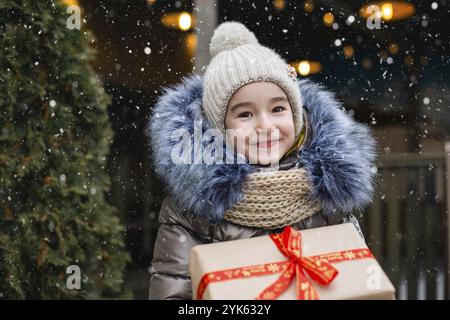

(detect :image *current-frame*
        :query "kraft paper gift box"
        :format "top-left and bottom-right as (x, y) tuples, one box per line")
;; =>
(189, 223), (396, 300)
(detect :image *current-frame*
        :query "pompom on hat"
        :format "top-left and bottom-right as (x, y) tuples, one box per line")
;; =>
(202, 21), (304, 139)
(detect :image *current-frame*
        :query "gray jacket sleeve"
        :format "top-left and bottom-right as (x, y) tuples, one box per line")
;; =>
(149, 197), (210, 300)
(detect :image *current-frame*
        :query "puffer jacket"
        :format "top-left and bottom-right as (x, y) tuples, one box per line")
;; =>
(147, 74), (377, 300)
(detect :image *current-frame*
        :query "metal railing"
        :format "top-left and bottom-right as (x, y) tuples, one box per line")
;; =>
(360, 144), (450, 299)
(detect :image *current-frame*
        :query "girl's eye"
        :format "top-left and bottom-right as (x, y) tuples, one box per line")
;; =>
(238, 111), (252, 118)
(273, 106), (286, 113)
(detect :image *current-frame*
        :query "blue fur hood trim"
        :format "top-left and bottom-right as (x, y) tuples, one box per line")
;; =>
(147, 74), (377, 222)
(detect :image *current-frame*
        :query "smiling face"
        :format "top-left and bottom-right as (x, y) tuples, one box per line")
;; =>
(224, 81), (296, 165)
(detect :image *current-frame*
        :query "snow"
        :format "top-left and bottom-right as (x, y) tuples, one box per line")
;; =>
(346, 15), (355, 25)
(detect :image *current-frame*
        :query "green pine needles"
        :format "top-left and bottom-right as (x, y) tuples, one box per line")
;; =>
(0, 0), (131, 299)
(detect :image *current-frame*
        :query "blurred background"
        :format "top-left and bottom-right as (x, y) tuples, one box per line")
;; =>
(9, 0), (449, 299)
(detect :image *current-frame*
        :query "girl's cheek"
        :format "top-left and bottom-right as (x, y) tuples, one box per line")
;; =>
(232, 121), (251, 131)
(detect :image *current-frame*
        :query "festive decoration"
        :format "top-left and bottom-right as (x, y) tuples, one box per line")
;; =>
(62, 0), (79, 6)
(190, 223), (396, 300)
(161, 11), (194, 31)
(292, 60), (322, 76)
(359, 1), (415, 22)
(343, 45), (355, 59)
(323, 12), (335, 27)
(273, 0), (286, 11)
(196, 226), (373, 300)
(304, 0), (314, 14)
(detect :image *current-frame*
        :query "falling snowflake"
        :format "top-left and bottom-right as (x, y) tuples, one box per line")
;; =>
(346, 15), (355, 25)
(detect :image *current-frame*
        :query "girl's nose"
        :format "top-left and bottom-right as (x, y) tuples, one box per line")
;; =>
(255, 114), (276, 133)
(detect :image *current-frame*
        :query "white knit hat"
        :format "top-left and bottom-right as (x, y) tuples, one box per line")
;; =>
(202, 21), (303, 139)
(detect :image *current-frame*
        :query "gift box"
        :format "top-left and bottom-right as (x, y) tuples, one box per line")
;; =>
(189, 223), (396, 300)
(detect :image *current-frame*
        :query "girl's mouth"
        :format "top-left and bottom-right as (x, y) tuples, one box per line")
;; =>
(256, 140), (279, 148)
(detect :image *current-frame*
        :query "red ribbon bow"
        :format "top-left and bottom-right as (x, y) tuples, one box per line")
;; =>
(196, 226), (374, 300)
(256, 226), (338, 300)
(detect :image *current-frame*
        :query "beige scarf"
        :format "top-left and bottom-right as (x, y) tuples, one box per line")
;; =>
(223, 168), (321, 229)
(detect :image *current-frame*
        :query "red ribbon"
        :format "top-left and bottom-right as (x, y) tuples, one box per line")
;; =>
(196, 226), (374, 300)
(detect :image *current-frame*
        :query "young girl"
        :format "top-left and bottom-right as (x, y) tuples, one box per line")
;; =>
(147, 22), (376, 300)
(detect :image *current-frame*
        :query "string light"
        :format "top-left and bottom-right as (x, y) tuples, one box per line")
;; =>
(298, 61), (311, 76)
(62, 0), (79, 6)
(273, 0), (286, 11)
(343, 45), (354, 59)
(381, 3), (393, 21)
(294, 60), (322, 76)
(323, 12), (335, 26)
(388, 43), (399, 55)
(178, 12), (192, 31)
(161, 12), (194, 31)
(304, 0), (314, 13)
(185, 33), (197, 58)
(359, 1), (415, 22)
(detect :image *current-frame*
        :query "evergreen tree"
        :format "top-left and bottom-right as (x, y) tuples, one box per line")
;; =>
(0, 0), (130, 299)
